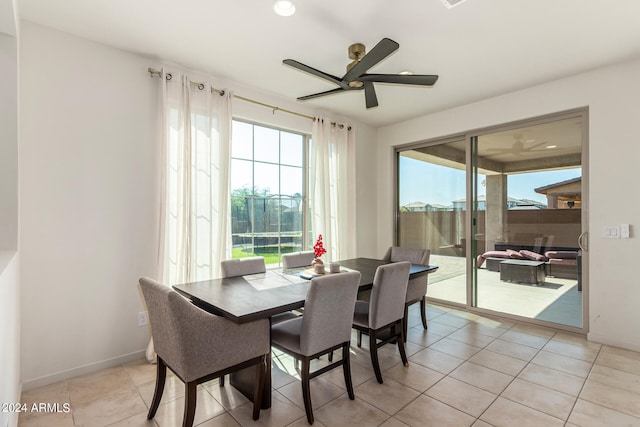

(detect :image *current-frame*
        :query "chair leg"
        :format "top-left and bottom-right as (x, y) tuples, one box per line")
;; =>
(403, 303), (409, 343)
(396, 322), (409, 367)
(219, 375), (225, 386)
(301, 358), (314, 424)
(342, 343), (355, 400)
(369, 329), (383, 384)
(328, 351), (333, 362)
(357, 330), (362, 347)
(147, 357), (167, 420)
(420, 297), (428, 329)
(252, 355), (266, 420)
(182, 381), (197, 427)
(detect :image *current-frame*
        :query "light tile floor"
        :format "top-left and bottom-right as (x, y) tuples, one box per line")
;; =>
(427, 255), (583, 328)
(19, 304), (640, 427)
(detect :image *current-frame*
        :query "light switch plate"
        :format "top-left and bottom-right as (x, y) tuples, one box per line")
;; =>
(603, 225), (620, 238)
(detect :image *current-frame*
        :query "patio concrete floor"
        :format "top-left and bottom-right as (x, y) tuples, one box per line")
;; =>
(427, 254), (583, 329)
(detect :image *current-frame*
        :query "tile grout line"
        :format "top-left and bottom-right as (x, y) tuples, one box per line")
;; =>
(408, 316), (505, 425)
(562, 342), (602, 425)
(569, 345), (640, 422)
(471, 325), (562, 424)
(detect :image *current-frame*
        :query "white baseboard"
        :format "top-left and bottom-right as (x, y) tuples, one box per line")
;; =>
(587, 333), (640, 353)
(21, 350), (147, 392)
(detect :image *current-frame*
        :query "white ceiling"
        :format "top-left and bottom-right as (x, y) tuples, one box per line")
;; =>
(16, 0), (640, 127)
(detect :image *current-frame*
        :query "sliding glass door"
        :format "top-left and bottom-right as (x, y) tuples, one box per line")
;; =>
(472, 115), (585, 328)
(397, 137), (468, 306)
(396, 110), (587, 331)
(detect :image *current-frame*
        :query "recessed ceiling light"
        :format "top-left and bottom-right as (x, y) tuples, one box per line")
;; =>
(274, 0), (295, 16)
(546, 145), (558, 149)
(440, 0), (469, 8)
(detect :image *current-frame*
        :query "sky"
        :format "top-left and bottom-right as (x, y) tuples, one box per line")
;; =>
(399, 155), (581, 207)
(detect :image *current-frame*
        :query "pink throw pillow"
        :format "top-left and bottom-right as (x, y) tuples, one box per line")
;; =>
(545, 250), (578, 259)
(507, 249), (524, 259)
(481, 250), (509, 259)
(519, 250), (547, 261)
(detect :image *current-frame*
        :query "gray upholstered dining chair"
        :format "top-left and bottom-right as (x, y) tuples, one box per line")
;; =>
(282, 250), (315, 269)
(219, 255), (297, 386)
(271, 271), (361, 424)
(220, 256), (266, 278)
(382, 246), (431, 337)
(138, 277), (269, 426)
(352, 261), (411, 384)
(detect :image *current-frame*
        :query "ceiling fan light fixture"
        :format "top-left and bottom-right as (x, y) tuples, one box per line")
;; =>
(273, 0), (295, 16)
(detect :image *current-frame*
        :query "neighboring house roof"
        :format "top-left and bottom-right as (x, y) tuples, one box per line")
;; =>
(511, 198), (547, 209)
(510, 204), (542, 210)
(430, 204), (449, 210)
(535, 177), (582, 194)
(452, 195), (521, 203)
(403, 201), (427, 209)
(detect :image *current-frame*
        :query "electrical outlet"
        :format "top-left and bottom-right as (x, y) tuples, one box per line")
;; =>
(138, 311), (148, 326)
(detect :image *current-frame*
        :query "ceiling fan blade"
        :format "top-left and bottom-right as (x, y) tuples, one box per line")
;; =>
(283, 59), (348, 89)
(525, 141), (550, 150)
(363, 82), (378, 109)
(359, 73), (439, 86)
(297, 87), (346, 101)
(342, 38), (399, 82)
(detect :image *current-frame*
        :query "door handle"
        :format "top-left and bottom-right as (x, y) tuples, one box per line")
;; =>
(578, 231), (588, 251)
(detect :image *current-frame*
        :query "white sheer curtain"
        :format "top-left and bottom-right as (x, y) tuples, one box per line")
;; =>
(310, 117), (356, 262)
(157, 71), (233, 284)
(147, 70), (232, 362)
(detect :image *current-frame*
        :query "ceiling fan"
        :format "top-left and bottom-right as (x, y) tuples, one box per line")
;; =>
(486, 135), (550, 156)
(283, 38), (439, 109)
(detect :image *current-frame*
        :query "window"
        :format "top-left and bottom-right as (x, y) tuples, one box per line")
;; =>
(230, 120), (308, 265)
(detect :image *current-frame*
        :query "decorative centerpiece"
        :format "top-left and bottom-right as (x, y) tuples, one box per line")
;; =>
(311, 234), (327, 273)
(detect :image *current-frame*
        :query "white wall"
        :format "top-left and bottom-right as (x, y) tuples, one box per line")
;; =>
(354, 124), (378, 258)
(377, 58), (640, 352)
(19, 21), (159, 388)
(19, 21), (376, 388)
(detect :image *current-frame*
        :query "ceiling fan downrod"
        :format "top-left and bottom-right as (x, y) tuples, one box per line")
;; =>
(347, 43), (365, 88)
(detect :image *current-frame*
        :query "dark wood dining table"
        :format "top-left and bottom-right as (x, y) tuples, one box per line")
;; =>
(173, 257), (438, 408)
